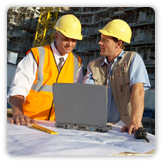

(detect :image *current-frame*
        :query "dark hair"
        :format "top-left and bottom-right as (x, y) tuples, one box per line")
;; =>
(112, 37), (125, 50)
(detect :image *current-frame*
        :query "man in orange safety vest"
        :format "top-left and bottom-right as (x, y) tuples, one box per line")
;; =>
(8, 14), (83, 125)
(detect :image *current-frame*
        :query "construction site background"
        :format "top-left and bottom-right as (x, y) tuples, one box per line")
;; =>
(7, 7), (155, 134)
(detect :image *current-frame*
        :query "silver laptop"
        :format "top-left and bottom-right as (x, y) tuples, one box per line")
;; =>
(53, 83), (112, 132)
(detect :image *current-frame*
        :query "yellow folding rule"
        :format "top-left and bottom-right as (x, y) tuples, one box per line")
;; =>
(29, 123), (58, 134)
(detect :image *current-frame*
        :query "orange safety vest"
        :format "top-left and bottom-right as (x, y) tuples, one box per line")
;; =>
(23, 44), (82, 120)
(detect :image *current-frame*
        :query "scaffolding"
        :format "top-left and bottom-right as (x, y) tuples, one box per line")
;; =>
(33, 7), (60, 47)
(7, 7), (40, 63)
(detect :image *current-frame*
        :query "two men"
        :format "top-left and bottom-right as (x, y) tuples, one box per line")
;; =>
(8, 14), (150, 135)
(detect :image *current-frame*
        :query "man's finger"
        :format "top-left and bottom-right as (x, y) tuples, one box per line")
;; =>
(25, 116), (31, 126)
(133, 126), (139, 134)
(128, 126), (134, 135)
(20, 117), (26, 125)
(121, 126), (127, 132)
(10, 118), (14, 125)
(15, 117), (20, 125)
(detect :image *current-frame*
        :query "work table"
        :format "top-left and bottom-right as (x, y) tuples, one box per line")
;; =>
(7, 117), (155, 156)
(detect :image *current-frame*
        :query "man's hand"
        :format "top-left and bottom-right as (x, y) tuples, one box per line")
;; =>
(121, 124), (139, 135)
(10, 114), (36, 126)
(10, 95), (36, 125)
(121, 83), (144, 135)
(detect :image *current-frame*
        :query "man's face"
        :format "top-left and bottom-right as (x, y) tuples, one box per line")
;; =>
(55, 32), (77, 56)
(98, 34), (118, 57)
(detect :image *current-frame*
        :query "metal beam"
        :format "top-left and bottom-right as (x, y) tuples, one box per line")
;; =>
(33, 7), (60, 47)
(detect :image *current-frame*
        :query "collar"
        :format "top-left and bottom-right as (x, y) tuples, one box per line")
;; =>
(100, 50), (125, 66)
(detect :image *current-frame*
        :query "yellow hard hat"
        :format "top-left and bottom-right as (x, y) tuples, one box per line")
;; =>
(54, 14), (83, 40)
(98, 19), (132, 44)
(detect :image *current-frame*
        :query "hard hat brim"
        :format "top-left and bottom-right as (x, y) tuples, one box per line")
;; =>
(54, 27), (83, 40)
(62, 30), (83, 40)
(98, 29), (130, 44)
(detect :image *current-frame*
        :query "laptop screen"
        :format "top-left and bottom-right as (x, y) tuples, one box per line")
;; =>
(53, 83), (108, 127)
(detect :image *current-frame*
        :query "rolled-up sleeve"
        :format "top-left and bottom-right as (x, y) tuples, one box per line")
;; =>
(129, 53), (151, 90)
(83, 65), (95, 85)
(7, 52), (37, 103)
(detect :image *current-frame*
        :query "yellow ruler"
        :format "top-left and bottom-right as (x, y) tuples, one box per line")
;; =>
(29, 123), (58, 134)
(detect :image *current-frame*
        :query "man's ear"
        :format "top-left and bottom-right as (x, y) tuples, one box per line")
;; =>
(117, 40), (123, 47)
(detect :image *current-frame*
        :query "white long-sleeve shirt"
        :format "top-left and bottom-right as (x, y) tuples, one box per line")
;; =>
(7, 41), (83, 102)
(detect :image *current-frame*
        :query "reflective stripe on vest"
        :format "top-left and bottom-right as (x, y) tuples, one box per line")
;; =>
(73, 53), (79, 82)
(31, 46), (79, 93)
(31, 46), (45, 92)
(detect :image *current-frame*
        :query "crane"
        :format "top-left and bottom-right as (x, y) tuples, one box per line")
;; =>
(33, 7), (60, 47)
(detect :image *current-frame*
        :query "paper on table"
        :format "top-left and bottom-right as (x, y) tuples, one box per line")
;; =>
(7, 121), (155, 156)
(115, 120), (126, 127)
